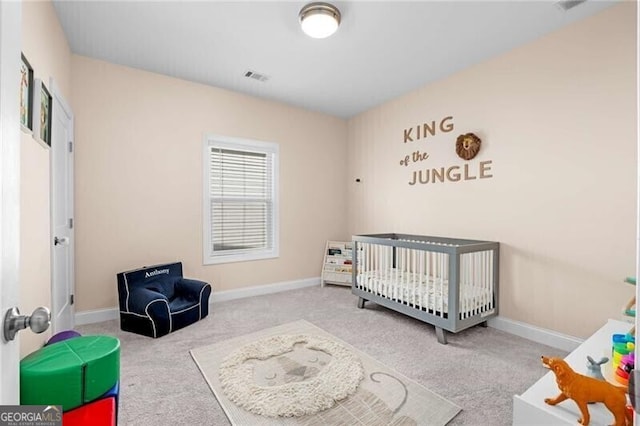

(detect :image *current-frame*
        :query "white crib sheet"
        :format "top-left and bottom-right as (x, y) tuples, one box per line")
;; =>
(356, 269), (492, 315)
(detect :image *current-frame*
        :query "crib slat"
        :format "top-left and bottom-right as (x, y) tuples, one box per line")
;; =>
(366, 243), (370, 292)
(386, 245), (390, 299)
(368, 243), (372, 293)
(475, 252), (479, 316)
(391, 245), (395, 300)
(438, 252), (442, 317)
(471, 253), (475, 317)
(378, 244), (381, 296)
(462, 254), (467, 319)
(422, 252), (425, 309)
(389, 245), (394, 300)
(389, 246), (393, 300)
(376, 243), (380, 296)
(426, 251), (431, 311)
(484, 251), (488, 314)
(374, 243), (378, 295)
(467, 253), (471, 319)
(362, 243), (366, 290)
(363, 243), (367, 290)
(367, 243), (371, 291)
(485, 251), (489, 313)
(367, 243), (370, 292)
(477, 251), (481, 315)
(400, 247), (404, 302)
(377, 244), (381, 295)
(393, 247), (397, 301)
(404, 247), (408, 303)
(467, 253), (472, 318)
(377, 244), (380, 295)
(430, 251), (434, 313)
(483, 250), (488, 314)
(376, 244), (380, 296)
(443, 252), (447, 317)
(480, 251), (485, 314)
(489, 250), (494, 311)
(469, 253), (474, 317)
(386, 245), (391, 300)
(411, 251), (422, 307)
(397, 247), (402, 302)
(482, 250), (487, 314)
(475, 252), (480, 317)
(408, 248), (412, 304)
(378, 244), (382, 296)
(397, 248), (401, 302)
(478, 253), (482, 315)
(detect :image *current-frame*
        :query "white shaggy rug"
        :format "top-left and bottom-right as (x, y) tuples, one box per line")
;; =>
(190, 320), (461, 425)
(219, 334), (364, 417)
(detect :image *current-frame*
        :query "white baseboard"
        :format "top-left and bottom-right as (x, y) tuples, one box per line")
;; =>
(75, 307), (119, 326)
(74, 277), (321, 326)
(211, 277), (320, 303)
(75, 278), (581, 353)
(488, 316), (583, 352)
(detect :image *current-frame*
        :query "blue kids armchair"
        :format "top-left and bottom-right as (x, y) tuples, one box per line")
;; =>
(117, 262), (212, 338)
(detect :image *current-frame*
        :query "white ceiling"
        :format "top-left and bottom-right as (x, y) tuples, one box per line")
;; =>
(53, 1), (618, 118)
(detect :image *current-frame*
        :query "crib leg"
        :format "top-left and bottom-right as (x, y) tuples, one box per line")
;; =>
(479, 321), (488, 328)
(435, 327), (448, 345)
(357, 297), (366, 309)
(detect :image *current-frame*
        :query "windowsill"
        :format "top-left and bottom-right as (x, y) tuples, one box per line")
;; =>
(203, 250), (279, 265)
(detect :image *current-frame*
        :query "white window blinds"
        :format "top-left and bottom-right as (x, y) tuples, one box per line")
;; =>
(204, 136), (279, 264)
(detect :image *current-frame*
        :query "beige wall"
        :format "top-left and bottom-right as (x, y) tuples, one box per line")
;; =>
(53, 2), (636, 340)
(70, 56), (348, 312)
(20, 0), (72, 357)
(347, 2), (637, 338)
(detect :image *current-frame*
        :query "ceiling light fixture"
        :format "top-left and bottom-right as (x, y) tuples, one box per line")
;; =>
(299, 2), (341, 39)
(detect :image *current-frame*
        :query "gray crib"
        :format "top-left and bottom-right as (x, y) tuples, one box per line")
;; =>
(352, 233), (499, 344)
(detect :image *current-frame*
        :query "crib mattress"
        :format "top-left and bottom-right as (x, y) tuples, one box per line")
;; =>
(356, 269), (492, 315)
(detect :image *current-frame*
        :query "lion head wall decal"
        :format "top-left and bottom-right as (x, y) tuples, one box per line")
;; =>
(455, 133), (481, 160)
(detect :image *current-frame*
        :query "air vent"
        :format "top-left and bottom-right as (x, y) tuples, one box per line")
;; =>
(555, 0), (587, 11)
(244, 70), (269, 82)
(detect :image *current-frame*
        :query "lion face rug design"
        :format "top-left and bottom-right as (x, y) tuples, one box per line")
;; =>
(541, 356), (631, 426)
(219, 334), (364, 418)
(455, 133), (481, 160)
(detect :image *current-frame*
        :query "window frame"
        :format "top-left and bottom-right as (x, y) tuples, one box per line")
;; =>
(202, 134), (279, 265)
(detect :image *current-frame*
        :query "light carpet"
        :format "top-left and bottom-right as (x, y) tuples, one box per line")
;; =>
(191, 320), (462, 425)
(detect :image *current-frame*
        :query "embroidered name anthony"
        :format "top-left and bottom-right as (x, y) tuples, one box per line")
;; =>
(145, 269), (170, 278)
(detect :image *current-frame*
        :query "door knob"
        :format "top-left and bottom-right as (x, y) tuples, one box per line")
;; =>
(3, 306), (51, 342)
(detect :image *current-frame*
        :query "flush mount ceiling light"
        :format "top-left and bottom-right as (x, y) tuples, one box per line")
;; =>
(299, 2), (341, 39)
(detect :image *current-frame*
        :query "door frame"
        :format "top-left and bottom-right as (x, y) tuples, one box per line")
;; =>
(49, 78), (75, 334)
(0, 0), (22, 404)
(635, 2), (640, 422)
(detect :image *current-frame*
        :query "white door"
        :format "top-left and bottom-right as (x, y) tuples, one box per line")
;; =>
(0, 0), (22, 404)
(50, 81), (74, 334)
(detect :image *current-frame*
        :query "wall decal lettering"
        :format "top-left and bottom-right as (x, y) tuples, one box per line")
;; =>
(408, 161), (493, 185)
(399, 151), (430, 167)
(403, 116), (454, 143)
(398, 115), (494, 185)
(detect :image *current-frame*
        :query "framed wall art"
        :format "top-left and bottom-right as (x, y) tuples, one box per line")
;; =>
(20, 53), (34, 131)
(33, 79), (52, 147)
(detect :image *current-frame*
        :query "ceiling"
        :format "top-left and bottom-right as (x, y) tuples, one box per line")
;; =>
(53, 1), (618, 119)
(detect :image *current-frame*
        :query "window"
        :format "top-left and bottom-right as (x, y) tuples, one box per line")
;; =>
(203, 135), (279, 264)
